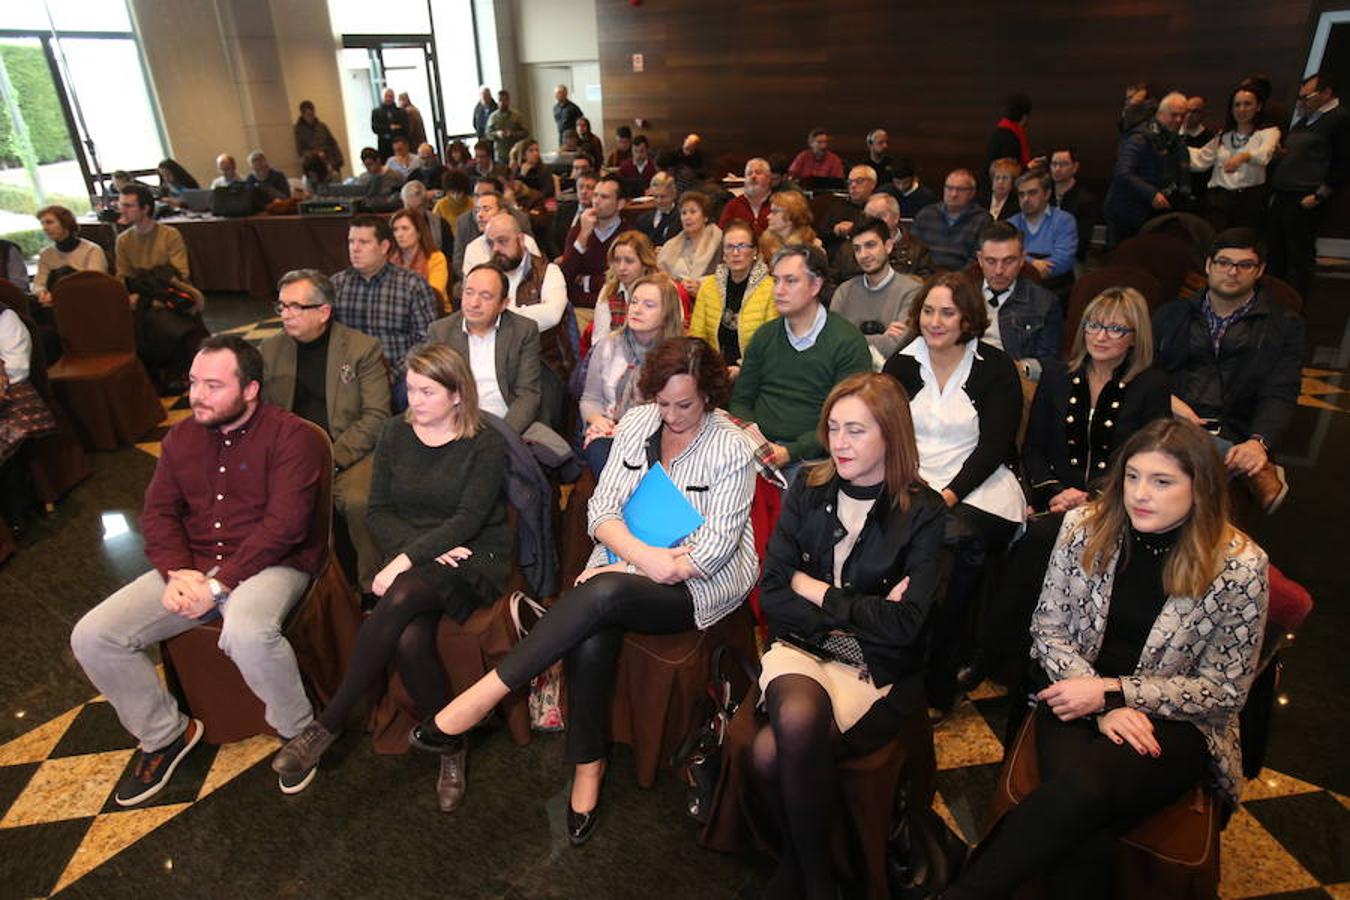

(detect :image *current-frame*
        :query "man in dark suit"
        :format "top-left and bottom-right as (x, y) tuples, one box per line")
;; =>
(637, 171), (682, 247)
(260, 269), (390, 589)
(1049, 146), (1099, 261)
(972, 221), (1062, 382)
(427, 263), (572, 464)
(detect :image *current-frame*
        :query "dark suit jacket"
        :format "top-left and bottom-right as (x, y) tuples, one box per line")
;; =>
(259, 321), (391, 471)
(427, 308), (541, 434)
(635, 206), (682, 247)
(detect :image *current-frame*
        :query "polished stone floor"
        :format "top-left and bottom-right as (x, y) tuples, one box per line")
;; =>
(0, 280), (1347, 899)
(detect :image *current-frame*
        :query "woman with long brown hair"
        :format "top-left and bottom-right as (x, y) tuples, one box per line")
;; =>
(759, 189), (822, 264)
(946, 418), (1269, 899)
(753, 372), (946, 899)
(592, 229), (660, 338)
(388, 207), (449, 312)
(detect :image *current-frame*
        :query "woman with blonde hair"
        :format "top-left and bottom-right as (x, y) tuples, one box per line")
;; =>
(985, 157), (1022, 220)
(947, 418), (1268, 899)
(593, 229), (660, 338)
(988, 286), (1170, 698)
(657, 190), (723, 295)
(747, 372), (946, 898)
(388, 206), (449, 312)
(759, 189), (821, 263)
(580, 272), (685, 473)
(271, 343), (511, 809)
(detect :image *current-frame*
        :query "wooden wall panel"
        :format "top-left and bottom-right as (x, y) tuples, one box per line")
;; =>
(595, 0), (1316, 192)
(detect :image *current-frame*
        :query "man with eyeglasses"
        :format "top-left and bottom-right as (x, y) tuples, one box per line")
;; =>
(787, 127), (845, 189)
(260, 269), (390, 592)
(910, 168), (992, 271)
(1153, 229), (1305, 512)
(821, 165), (879, 249)
(1267, 70), (1350, 300)
(972, 221), (1062, 382)
(1047, 147), (1098, 261)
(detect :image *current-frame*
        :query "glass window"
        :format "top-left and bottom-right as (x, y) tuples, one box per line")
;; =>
(59, 38), (164, 173)
(2, 0), (133, 33)
(328, 1), (429, 35)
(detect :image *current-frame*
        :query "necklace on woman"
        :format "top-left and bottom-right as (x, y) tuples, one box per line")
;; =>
(1229, 131), (1252, 149)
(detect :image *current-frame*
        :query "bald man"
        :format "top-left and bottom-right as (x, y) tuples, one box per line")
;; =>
(210, 154), (244, 189)
(1104, 91), (1191, 245)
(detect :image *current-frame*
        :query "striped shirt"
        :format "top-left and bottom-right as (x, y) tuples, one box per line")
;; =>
(332, 263), (437, 378)
(587, 404), (759, 628)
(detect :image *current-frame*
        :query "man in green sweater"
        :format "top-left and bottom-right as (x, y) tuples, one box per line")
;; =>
(729, 244), (871, 471)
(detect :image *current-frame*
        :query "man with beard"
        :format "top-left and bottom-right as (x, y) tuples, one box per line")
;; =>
(371, 87), (409, 160)
(480, 213), (574, 430)
(71, 335), (329, 803)
(718, 157), (773, 237)
(260, 269), (389, 592)
(829, 216), (922, 366)
(461, 192), (542, 275)
(1153, 229), (1304, 512)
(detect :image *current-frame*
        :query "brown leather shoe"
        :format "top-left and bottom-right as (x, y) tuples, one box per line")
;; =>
(1245, 462), (1289, 513)
(436, 741), (467, 813)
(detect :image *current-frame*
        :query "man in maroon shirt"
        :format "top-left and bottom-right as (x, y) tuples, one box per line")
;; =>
(718, 157), (773, 238)
(560, 173), (625, 321)
(71, 335), (329, 805)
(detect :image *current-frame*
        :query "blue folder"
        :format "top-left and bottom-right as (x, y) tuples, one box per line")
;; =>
(608, 463), (704, 562)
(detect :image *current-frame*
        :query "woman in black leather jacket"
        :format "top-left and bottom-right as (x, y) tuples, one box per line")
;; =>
(755, 372), (946, 900)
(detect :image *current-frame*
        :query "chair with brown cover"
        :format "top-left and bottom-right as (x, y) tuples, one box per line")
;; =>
(0, 295), (91, 506)
(47, 271), (165, 450)
(610, 602), (760, 788)
(161, 420), (364, 744)
(1139, 212), (1215, 265)
(1108, 233), (1201, 306)
(987, 710), (1220, 900)
(1062, 265), (1165, 355)
(366, 512), (534, 754)
(0, 279), (30, 317)
(1257, 274), (1304, 315)
(702, 682), (938, 900)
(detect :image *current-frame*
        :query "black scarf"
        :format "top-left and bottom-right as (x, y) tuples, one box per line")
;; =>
(55, 234), (80, 253)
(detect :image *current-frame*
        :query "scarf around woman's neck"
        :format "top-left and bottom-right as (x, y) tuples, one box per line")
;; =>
(997, 117), (1031, 166)
(55, 234), (81, 254)
(613, 326), (654, 420)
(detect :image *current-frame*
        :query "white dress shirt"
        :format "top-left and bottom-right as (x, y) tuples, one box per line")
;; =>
(464, 317), (508, 418)
(462, 232), (542, 276)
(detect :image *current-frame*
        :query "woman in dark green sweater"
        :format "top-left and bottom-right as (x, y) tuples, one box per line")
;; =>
(271, 343), (509, 807)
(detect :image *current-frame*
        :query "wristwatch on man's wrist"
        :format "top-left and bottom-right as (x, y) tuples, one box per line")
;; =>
(207, 578), (230, 605)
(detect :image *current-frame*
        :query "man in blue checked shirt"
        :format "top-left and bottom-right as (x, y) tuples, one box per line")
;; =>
(331, 213), (438, 411)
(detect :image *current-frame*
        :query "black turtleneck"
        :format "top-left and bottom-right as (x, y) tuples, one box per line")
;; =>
(838, 479), (885, 501)
(1095, 524), (1181, 677)
(293, 325), (332, 435)
(55, 234), (81, 254)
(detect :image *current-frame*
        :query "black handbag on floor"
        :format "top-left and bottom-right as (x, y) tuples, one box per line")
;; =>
(670, 644), (759, 824)
(887, 787), (970, 899)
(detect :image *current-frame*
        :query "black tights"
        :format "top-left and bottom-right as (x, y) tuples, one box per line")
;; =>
(751, 675), (842, 900)
(318, 569), (482, 732)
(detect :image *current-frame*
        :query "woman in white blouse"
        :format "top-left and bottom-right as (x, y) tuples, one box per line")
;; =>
(1188, 85), (1281, 231)
(33, 205), (108, 307)
(410, 336), (758, 846)
(657, 190), (722, 296)
(882, 272), (1026, 719)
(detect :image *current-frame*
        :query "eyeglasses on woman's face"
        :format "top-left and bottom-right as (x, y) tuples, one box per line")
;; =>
(1083, 320), (1135, 339)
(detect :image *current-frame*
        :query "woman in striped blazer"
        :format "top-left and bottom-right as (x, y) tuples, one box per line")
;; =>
(410, 336), (759, 843)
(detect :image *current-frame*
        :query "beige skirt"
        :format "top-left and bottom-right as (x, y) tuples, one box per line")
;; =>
(758, 640), (891, 733)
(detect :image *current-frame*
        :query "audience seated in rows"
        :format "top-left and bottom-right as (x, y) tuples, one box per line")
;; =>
(911, 169), (992, 271)
(260, 270), (390, 591)
(34, 205), (107, 308)
(881, 156), (940, 219)
(71, 335), (329, 803)
(687, 221), (776, 378)
(759, 190), (821, 266)
(331, 214), (438, 410)
(581, 273), (686, 474)
(730, 245), (871, 473)
(718, 157), (774, 238)
(1048, 147), (1099, 261)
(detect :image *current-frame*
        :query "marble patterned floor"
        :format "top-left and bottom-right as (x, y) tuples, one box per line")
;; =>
(1, 281), (1347, 899)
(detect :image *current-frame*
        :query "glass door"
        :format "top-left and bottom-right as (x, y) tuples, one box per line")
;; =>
(339, 36), (446, 158)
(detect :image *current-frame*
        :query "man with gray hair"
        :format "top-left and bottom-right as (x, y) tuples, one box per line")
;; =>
(718, 157), (773, 236)
(246, 150), (291, 200)
(1104, 90), (1191, 244)
(822, 164), (880, 247)
(260, 269), (390, 592)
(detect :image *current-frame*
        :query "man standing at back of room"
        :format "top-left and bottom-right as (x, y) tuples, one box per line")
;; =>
(71, 336), (329, 803)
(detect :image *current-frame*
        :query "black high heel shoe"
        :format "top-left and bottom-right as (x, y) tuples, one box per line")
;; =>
(409, 716), (465, 754)
(567, 801), (600, 846)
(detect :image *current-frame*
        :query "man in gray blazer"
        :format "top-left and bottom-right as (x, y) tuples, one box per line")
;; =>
(260, 269), (390, 589)
(428, 263), (571, 465)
